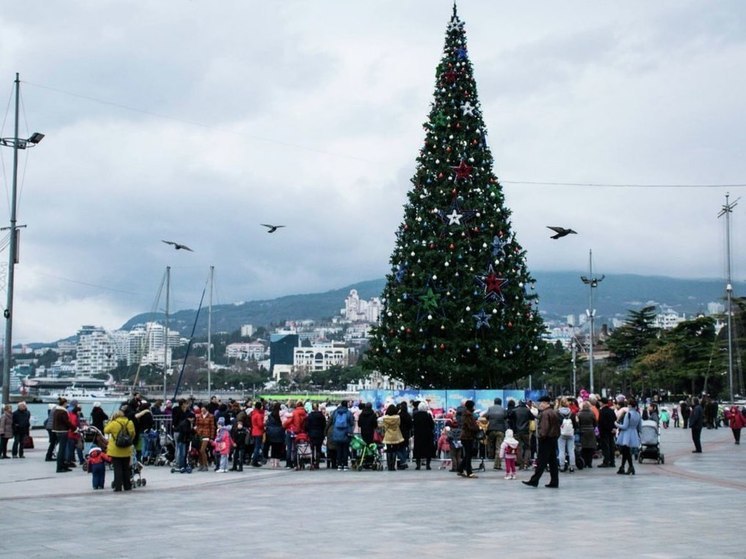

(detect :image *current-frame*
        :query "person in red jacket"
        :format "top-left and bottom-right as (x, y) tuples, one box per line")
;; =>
(250, 401), (266, 467)
(283, 401), (308, 468)
(86, 446), (111, 490)
(725, 405), (746, 444)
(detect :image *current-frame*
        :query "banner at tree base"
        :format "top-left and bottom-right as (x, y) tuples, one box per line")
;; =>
(359, 389), (546, 417)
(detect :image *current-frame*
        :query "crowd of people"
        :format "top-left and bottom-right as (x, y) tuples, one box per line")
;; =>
(12, 389), (742, 494)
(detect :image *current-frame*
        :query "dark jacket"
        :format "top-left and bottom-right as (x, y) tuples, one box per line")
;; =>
(689, 404), (704, 429)
(231, 425), (248, 449)
(306, 410), (327, 442)
(509, 403), (533, 434)
(12, 408), (31, 435)
(399, 408), (412, 440)
(176, 417), (194, 442)
(265, 414), (285, 444)
(412, 410), (435, 459)
(90, 407), (108, 432)
(598, 406), (617, 435)
(357, 408), (378, 444)
(577, 408), (597, 449)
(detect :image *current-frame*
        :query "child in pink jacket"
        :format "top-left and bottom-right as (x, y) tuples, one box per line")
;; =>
(212, 419), (235, 473)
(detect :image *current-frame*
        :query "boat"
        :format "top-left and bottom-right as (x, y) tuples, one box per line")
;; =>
(39, 385), (128, 404)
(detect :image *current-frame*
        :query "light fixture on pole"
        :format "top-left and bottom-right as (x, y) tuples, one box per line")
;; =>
(1, 73), (44, 404)
(580, 249), (604, 394)
(718, 193), (739, 403)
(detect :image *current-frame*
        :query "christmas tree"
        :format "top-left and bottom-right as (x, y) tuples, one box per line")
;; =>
(365, 4), (547, 389)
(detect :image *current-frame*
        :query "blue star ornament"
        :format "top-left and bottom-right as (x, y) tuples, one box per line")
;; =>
(491, 235), (506, 258)
(473, 309), (491, 329)
(456, 47), (468, 60)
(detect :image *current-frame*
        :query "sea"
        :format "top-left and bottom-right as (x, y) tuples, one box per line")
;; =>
(25, 401), (127, 430)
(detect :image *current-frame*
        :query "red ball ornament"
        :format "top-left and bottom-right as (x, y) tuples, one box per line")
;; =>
(439, 343), (446, 351)
(451, 188), (458, 196)
(446, 146), (452, 152)
(438, 172), (444, 179)
(406, 328), (412, 334)
(449, 243), (455, 250)
(508, 322), (513, 328)
(429, 243), (435, 249)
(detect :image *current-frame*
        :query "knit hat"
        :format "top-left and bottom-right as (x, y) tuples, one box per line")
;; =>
(217, 417), (225, 426)
(505, 429), (514, 439)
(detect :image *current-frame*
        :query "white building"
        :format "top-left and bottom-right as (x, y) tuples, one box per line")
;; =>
(75, 325), (118, 376)
(347, 371), (406, 391)
(240, 324), (255, 338)
(707, 302), (725, 315)
(126, 322), (180, 367)
(341, 289), (382, 323)
(226, 342), (267, 361)
(294, 342), (353, 373)
(653, 309), (686, 330)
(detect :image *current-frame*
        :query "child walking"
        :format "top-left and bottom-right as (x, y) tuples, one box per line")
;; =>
(212, 420), (235, 473)
(437, 426), (452, 470)
(87, 446), (111, 490)
(499, 429), (519, 480)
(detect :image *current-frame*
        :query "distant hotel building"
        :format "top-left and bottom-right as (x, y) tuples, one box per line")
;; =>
(75, 325), (117, 376)
(341, 290), (382, 323)
(294, 342), (353, 373)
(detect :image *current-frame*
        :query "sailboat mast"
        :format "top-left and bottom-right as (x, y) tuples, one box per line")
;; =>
(164, 265), (170, 401)
(207, 265), (213, 398)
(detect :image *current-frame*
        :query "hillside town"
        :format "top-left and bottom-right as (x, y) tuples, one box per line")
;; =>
(4, 286), (730, 401)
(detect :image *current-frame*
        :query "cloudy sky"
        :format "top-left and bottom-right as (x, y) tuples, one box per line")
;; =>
(1, 0), (745, 343)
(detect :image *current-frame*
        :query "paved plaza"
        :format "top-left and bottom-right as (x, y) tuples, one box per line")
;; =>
(0, 425), (743, 558)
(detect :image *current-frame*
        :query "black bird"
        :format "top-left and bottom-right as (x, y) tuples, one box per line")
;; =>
(547, 226), (577, 239)
(161, 240), (194, 252)
(261, 224), (285, 233)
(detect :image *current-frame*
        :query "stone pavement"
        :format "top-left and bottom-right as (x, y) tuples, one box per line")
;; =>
(0, 425), (743, 558)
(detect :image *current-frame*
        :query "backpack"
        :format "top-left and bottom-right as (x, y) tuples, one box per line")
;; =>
(560, 416), (574, 438)
(114, 420), (133, 448)
(334, 409), (349, 431)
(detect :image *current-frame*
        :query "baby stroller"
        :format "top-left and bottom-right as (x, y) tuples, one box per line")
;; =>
(294, 433), (313, 470)
(155, 429), (175, 467)
(80, 425), (108, 457)
(141, 429), (160, 465)
(350, 435), (383, 471)
(638, 419), (665, 464)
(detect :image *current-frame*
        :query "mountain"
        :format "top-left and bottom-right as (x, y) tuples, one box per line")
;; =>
(117, 272), (742, 338)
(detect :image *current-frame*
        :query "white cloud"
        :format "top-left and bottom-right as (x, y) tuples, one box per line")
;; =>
(0, 0), (745, 343)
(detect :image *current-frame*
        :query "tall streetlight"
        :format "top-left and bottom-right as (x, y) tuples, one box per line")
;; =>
(581, 249), (604, 394)
(1, 73), (44, 403)
(718, 193), (739, 403)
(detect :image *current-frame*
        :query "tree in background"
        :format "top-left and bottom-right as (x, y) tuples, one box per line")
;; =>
(365, 6), (546, 388)
(606, 305), (659, 390)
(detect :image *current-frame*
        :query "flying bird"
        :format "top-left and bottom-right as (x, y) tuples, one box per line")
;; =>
(161, 240), (194, 252)
(261, 224), (285, 233)
(547, 226), (577, 240)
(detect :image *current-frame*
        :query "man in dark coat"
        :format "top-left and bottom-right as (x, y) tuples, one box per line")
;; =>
(397, 401), (412, 469)
(689, 397), (704, 453)
(523, 396), (560, 488)
(597, 397), (617, 468)
(357, 403), (378, 445)
(11, 402), (31, 459)
(412, 402), (435, 470)
(508, 400), (533, 469)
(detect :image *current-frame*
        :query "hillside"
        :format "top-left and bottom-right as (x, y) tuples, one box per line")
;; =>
(118, 273), (743, 337)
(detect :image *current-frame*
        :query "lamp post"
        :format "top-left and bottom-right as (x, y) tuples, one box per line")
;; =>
(1, 73), (44, 404)
(580, 249), (604, 394)
(718, 193), (739, 403)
